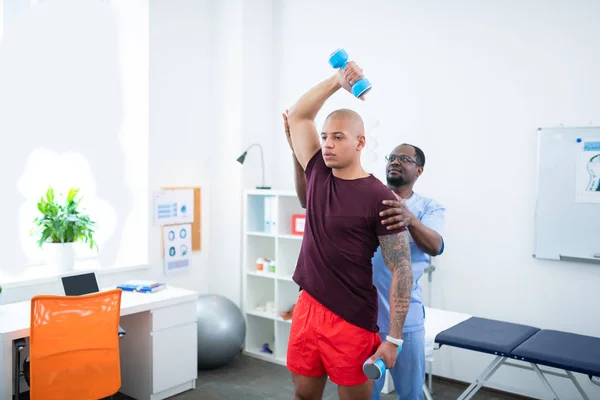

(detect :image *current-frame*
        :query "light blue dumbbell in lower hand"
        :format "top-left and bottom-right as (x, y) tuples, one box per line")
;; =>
(328, 48), (372, 98)
(363, 342), (403, 380)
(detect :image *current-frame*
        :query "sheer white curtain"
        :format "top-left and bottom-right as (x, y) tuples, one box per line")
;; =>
(0, 0), (148, 283)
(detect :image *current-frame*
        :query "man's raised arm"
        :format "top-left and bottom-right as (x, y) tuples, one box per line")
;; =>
(287, 74), (341, 169)
(283, 110), (307, 208)
(287, 60), (365, 169)
(378, 231), (413, 340)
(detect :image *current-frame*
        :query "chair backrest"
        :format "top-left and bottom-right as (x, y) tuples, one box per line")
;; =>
(29, 289), (122, 399)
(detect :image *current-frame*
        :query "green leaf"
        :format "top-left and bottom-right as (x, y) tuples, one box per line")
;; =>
(39, 227), (52, 247)
(67, 188), (79, 203)
(46, 187), (54, 204)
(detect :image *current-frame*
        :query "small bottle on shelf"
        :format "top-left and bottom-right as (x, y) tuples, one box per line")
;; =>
(256, 257), (265, 272)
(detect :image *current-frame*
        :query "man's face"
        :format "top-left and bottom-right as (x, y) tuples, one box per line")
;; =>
(320, 118), (365, 169)
(385, 144), (422, 187)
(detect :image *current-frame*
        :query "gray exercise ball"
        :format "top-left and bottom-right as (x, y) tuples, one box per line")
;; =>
(196, 294), (246, 369)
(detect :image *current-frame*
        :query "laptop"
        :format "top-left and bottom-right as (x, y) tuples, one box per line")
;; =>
(61, 272), (126, 336)
(61, 272), (100, 296)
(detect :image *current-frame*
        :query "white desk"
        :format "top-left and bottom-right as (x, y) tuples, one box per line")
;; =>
(0, 285), (199, 400)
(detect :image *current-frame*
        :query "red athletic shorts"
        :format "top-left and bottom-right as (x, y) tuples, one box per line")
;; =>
(286, 290), (382, 386)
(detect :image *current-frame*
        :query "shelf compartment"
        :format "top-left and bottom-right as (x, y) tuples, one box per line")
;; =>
(245, 315), (275, 359)
(276, 320), (292, 363)
(276, 279), (300, 323)
(246, 274), (275, 317)
(277, 195), (305, 236)
(276, 237), (302, 278)
(244, 234), (275, 274)
(247, 270), (276, 279)
(246, 194), (278, 234)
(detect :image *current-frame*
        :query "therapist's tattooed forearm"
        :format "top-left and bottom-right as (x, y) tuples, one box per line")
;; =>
(379, 232), (413, 337)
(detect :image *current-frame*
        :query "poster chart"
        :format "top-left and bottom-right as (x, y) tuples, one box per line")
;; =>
(153, 189), (194, 226)
(162, 223), (192, 276)
(575, 140), (600, 204)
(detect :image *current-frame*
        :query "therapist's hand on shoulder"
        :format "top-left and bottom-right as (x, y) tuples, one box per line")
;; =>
(380, 193), (415, 230)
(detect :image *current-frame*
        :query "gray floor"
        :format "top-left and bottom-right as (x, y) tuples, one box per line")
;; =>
(114, 354), (525, 400)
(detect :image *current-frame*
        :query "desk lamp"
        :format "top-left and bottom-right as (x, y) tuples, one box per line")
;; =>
(236, 143), (271, 190)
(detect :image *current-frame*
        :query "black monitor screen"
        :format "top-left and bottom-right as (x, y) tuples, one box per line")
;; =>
(61, 272), (100, 296)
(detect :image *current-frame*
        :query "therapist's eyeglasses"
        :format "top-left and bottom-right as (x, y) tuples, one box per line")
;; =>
(385, 154), (420, 166)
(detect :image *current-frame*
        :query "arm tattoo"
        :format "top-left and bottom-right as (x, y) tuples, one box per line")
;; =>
(378, 232), (413, 338)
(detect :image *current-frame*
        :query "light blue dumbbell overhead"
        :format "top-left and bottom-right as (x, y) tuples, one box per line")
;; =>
(328, 48), (372, 98)
(328, 48), (349, 69)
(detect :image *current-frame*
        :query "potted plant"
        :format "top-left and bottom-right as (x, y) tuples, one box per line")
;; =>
(0, 284), (3, 305)
(31, 186), (98, 273)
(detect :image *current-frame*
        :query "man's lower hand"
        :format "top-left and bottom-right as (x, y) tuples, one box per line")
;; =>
(368, 340), (399, 369)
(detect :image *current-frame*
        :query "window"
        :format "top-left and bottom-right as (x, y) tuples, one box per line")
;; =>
(0, 0), (148, 284)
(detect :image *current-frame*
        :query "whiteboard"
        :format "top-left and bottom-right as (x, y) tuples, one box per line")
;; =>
(534, 127), (600, 264)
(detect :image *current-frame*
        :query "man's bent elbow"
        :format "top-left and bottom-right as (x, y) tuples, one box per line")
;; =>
(431, 237), (444, 257)
(297, 195), (306, 209)
(287, 105), (314, 126)
(425, 246), (439, 257)
(287, 106), (302, 123)
(418, 235), (443, 257)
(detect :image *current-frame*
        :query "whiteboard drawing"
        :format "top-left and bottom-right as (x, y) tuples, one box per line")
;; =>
(575, 141), (600, 203)
(585, 154), (600, 191)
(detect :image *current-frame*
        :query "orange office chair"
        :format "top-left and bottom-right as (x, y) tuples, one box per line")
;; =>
(25, 289), (123, 399)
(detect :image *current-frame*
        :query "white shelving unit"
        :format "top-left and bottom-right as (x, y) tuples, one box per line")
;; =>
(241, 189), (305, 365)
(240, 188), (396, 395)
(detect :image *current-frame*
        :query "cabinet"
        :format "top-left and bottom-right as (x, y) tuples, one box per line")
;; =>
(241, 189), (305, 365)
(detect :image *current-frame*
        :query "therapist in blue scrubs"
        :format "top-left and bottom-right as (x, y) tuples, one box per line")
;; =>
(372, 143), (445, 400)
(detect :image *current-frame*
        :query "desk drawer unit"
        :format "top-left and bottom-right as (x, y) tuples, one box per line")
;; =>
(150, 300), (198, 399)
(151, 300), (197, 331)
(152, 322), (197, 394)
(119, 299), (198, 400)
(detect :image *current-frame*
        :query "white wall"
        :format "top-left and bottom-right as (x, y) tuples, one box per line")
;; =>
(207, 0), (284, 304)
(271, 0), (600, 398)
(207, 0), (244, 304)
(0, 0), (149, 284)
(147, 0), (214, 293)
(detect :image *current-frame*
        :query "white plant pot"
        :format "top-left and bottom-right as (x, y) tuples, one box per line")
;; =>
(45, 242), (76, 274)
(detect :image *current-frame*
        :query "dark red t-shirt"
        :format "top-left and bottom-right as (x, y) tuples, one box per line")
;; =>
(293, 150), (406, 332)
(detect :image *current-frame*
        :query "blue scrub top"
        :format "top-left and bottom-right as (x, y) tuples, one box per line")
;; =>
(372, 192), (445, 334)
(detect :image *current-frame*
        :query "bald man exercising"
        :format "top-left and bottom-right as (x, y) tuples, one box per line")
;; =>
(286, 60), (413, 400)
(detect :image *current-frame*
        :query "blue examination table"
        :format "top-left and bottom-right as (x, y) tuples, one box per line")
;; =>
(434, 316), (600, 399)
